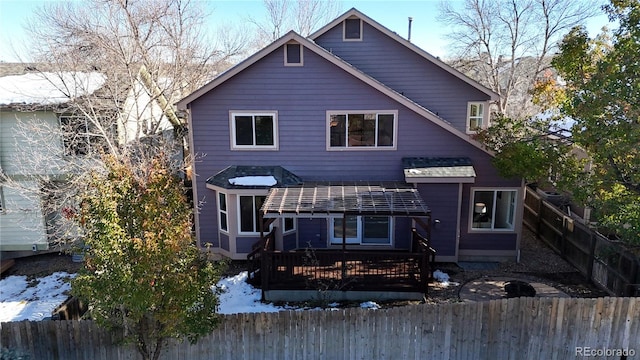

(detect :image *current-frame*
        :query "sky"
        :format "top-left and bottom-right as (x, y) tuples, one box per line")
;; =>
(0, 0), (612, 63)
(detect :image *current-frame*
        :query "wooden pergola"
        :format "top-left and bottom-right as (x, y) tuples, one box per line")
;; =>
(259, 181), (432, 245)
(249, 182), (435, 300)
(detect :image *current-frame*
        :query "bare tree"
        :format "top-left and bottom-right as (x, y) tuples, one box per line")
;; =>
(1, 0), (250, 248)
(249, 0), (342, 46)
(439, 0), (602, 118)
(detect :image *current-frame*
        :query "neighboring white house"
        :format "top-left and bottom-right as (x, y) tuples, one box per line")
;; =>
(118, 65), (182, 145)
(0, 68), (105, 253)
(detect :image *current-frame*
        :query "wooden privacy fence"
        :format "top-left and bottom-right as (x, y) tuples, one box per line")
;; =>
(524, 187), (640, 296)
(2, 297), (639, 360)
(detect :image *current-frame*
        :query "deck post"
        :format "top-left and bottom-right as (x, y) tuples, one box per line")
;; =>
(341, 213), (347, 284)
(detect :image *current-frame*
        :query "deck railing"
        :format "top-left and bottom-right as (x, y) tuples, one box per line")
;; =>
(249, 228), (435, 294)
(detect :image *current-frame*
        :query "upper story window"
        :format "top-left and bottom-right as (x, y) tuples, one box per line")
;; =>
(230, 111), (278, 150)
(59, 115), (91, 156)
(467, 102), (486, 133)
(59, 114), (113, 156)
(285, 43), (303, 66)
(343, 18), (362, 41)
(471, 189), (517, 231)
(327, 111), (397, 150)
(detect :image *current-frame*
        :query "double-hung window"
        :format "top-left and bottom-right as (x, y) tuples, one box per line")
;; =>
(466, 102), (485, 133)
(328, 111), (396, 150)
(471, 189), (518, 231)
(330, 216), (392, 245)
(218, 192), (228, 232)
(230, 112), (278, 150)
(238, 195), (266, 234)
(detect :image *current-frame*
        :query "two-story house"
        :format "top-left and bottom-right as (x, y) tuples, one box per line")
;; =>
(178, 9), (523, 299)
(0, 67), (105, 253)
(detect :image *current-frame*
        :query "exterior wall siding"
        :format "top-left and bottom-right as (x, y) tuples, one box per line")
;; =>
(283, 232), (297, 251)
(313, 22), (490, 133)
(0, 182), (48, 251)
(188, 43), (520, 257)
(297, 219), (328, 249)
(417, 183), (460, 258)
(1, 110), (68, 251)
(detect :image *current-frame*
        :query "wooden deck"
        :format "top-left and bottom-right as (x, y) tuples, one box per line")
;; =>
(248, 229), (435, 296)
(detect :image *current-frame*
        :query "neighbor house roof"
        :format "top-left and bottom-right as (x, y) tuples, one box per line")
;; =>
(177, 30), (492, 155)
(0, 71), (105, 107)
(309, 8), (499, 101)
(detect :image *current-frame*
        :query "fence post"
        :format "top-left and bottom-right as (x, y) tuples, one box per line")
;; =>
(586, 231), (596, 282)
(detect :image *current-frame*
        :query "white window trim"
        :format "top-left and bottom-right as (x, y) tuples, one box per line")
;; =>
(329, 216), (393, 245)
(218, 192), (229, 233)
(282, 217), (296, 234)
(469, 188), (519, 232)
(326, 110), (398, 151)
(466, 102), (488, 134)
(229, 111), (279, 150)
(343, 18), (363, 41)
(284, 42), (303, 66)
(237, 195), (267, 235)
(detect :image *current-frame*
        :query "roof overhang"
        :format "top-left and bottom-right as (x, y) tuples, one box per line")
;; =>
(403, 157), (476, 184)
(261, 182), (430, 218)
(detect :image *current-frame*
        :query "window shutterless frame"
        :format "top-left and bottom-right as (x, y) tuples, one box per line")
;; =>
(326, 110), (397, 151)
(284, 42), (303, 66)
(466, 102), (487, 134)
(343, 18), (363, 41)
(218, 192), (229, 233)
(229, 111), (278, 150)
(469, 188), (519, 231)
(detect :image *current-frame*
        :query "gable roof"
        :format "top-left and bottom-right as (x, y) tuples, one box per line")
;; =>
(177, 31), (492, 155)
(0, 71), (105, 107)
(309, 8), (499, 101)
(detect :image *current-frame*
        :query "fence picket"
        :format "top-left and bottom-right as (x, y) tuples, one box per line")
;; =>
(2, 298), (639, 359)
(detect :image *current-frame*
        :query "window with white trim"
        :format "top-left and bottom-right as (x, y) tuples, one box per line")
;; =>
(218, 192), (228, 232)
(330, 216), (392, 245)
(466, 102), (485, 133)
(328, 111), (396, 149)
(283, 217), (296, 233)
(471, 189), (517, 230)
(230, 112), (278, 149)
(238, 195), (266, 234)
(343, 18), (362, 41)
(285, 43), (303, 66)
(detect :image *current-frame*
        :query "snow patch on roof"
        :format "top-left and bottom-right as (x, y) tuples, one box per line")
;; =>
(0, 72), (105, 106)
(228, 175), (277, 187)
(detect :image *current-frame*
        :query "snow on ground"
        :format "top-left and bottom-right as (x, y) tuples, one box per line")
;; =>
(0, 270), (382, 322)
(0, 272), (76, 322)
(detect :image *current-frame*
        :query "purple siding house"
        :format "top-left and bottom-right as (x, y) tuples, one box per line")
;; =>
(177, 9), (523, 270)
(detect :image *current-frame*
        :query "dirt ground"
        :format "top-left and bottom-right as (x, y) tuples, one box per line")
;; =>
(1, 229), (609, 304)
